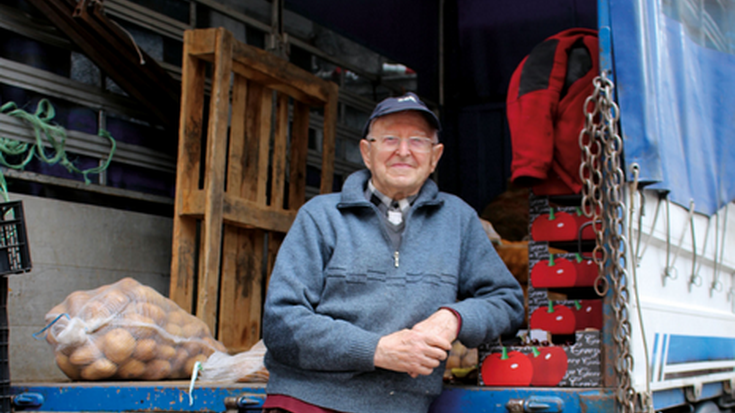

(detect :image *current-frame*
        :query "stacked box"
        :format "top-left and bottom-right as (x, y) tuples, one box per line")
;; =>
(529, 195), (598, 244)
(478, 192), (604, 388)
(478, 330), (601, 388)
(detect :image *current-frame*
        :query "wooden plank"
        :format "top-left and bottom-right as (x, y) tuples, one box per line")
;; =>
(225, 228), (266, 353)
(196, 28), (233, 333)
(231, 40), (333, 105)
(289, 101), (310, 209)
(218, 73), (249, 349)
(241, 82), (271, 202)
(223, 194), (296, 233)
(255, 89), (272, 206)
(185, 28), (216, 57)
(319, 84), (339, 194)
(169, 30), (206, 313)
(231, 61), (321, 106)
(265, 232), (285, 292)
(271, 93), (289, 210)
(181, 191), (297, 233)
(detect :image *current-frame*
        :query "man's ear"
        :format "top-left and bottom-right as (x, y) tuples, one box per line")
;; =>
(360, 139), (372, 169)
(430, 143), (444, 172)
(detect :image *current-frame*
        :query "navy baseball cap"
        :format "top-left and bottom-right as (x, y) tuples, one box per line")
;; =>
(362, 92), (441, 139)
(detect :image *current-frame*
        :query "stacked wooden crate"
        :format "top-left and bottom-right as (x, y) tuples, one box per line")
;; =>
(170, 28), (339, 353)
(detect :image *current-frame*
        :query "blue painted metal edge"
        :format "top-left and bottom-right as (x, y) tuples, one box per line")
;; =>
(429, 386), (616, 413)
(11, 383), (266, 412)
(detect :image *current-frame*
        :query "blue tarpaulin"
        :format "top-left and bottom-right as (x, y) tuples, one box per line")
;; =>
(609, 0), (735, 216)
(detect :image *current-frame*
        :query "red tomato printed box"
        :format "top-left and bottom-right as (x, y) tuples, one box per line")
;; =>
(528, 241), (600, 289)
(528, 299), (603, 334)
(528, 195), (599, 243)
(478, 330), (601, 388)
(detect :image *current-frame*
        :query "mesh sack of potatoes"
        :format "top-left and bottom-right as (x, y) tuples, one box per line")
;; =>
(43, 277), (227, 381)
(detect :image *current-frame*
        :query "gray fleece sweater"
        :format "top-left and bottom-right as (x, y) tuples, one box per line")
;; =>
(263, 169), (524, 413)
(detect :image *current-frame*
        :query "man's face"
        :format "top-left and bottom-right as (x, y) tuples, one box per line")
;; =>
(360, 111), (443, 200)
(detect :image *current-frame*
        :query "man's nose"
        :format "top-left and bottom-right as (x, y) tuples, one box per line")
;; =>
(396, 138), (411, 156)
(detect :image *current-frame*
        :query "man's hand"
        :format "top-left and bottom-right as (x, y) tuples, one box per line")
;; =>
(374, 329), (452, 378)
(411, 308), (460, 344)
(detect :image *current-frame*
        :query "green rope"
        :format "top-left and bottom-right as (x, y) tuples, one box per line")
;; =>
(0, 99), (117, 201)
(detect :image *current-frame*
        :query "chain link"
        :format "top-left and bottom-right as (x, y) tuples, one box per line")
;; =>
(579, 73), (647, 412)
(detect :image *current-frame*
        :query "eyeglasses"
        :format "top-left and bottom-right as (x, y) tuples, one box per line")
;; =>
(366, 135), (437, 153)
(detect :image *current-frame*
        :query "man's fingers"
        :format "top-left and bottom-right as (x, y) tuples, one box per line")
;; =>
(374, 329), (451, 376)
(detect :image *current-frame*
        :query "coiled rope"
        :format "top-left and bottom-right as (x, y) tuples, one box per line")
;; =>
(0, 99), (116, 201)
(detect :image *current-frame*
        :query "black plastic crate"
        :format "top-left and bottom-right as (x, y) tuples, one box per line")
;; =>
(0, 276), (8, 413)
(0, 202), (31, 276)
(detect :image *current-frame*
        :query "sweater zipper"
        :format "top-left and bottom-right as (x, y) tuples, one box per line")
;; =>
(393, 250), (399, 268)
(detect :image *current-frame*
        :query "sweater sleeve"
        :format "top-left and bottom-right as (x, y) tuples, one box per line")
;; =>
(443, 214), (525, 348)
(262, 204), (382, 373)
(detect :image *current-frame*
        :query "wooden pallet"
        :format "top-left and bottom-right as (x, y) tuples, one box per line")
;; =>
(169, 28), (339, 352)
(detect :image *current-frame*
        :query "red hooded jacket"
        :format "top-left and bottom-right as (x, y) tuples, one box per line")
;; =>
(506, 28), (599, 195)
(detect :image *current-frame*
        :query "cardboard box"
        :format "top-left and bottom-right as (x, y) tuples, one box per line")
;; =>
(478, 330), (601, 387)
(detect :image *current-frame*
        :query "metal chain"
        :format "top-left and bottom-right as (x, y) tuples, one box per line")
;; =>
(579, 73), (643, 412)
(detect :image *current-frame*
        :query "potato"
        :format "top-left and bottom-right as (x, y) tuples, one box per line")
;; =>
(101, 289), (130, 313)
(55, 353), (81, 380)
(102, 328), (136, 364)
(171, 348), (190, 376)
(118, 359), (146, 379)
(163, 323), (182, 338)
(80, 358), (117, 380)
(141, 359), (171, 380)
(133, 302), (166, 325)
(115, 277), (140, 292)
(65, 291), (91, 316)
(78, 301), (113, 323)
(203, 336), (226, 354)
(462, 348), (478, 368)
(156, 344), (177, 360)
(133, 338), (157, 361)
(123, 313), (157, 338)
(181, 322), (205, 338)
(445, 353), (461, 370)
(183, 354), (208, 376)
(69, 342), (103, 366)
(182, 341), (202, 356)
(133, 285), (166, 308)
(167, 310), (188, 326)
(45, 330), (59, 347)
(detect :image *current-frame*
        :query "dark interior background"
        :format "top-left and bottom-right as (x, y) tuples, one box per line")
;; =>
(285, 0), (597, 213)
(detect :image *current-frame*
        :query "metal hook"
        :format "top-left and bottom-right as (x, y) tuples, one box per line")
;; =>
(711, 203), (729, 296)
(640, 193), (663, 266)
(628, 164), (643, 269)
(662, 196), (680, 285)
(685, 200), (701, 291)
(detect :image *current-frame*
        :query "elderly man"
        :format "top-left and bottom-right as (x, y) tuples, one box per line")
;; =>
(262, 92), (524, 413)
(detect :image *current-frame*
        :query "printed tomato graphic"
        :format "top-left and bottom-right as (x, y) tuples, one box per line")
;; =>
(531, 254), (577, 288)
(481, 347), (533, 386)
(529, 346), (568, 386)
(574, 207), (600, 240)
(572, 300), (602, 330)
(531, 209), (577, 241)
(573, 253), (599, 287)
(530, 301), (576, 334)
